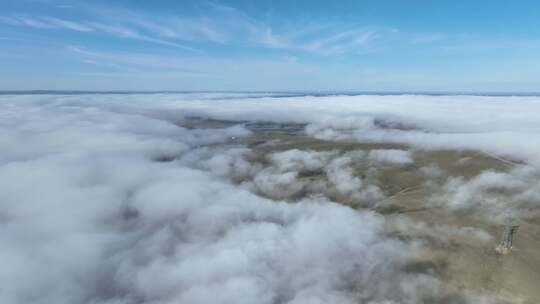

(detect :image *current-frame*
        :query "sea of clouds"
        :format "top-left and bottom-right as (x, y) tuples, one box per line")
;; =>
(1, 92), (537, 303)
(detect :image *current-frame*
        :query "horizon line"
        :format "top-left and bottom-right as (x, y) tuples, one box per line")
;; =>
(2, 89), (540, 97)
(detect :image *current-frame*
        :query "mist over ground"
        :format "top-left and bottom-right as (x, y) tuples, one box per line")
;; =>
(2, 93), (539, 304)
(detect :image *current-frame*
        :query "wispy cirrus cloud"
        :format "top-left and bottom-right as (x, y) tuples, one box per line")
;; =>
(66, 45), (219, 77)
(265, 27), (380, 55)
(86, 22), (198, 51)
(0, 2), (387, 56)
(62, 45), (337, 90)
(1, 15), (56, 28)
(112, 4), (382, 55)
(0, 14), (198, 51)
(42, 16), (94, 32)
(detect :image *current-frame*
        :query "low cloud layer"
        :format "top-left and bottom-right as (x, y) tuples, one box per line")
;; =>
(2, 93), (533, 303)
(85, 92), (540, 165)
(246, 149), (385, 205)
(430, 166), (540, 223)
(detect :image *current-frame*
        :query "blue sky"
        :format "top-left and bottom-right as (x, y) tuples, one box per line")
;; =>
(2, 0), (540, 91)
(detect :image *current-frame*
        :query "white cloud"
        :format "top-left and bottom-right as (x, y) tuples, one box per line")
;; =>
(2, 92), (534, 303)
(86, 22), (198, 51)
(43, 17), (94, 32)
(433, 166), (540, 222)
(325, 154), (385, 205)
(269, 149), (335, 173)
(109, 93), (540, 165)
(387, 216), (493, 245)
(2, 15), (54, 28)
(0, 3), (386, 56)
(0, 93), (484, 304)
(368, 149), (413, 165)
(1, 15), (94, 32)
(0, 14), (197, 51)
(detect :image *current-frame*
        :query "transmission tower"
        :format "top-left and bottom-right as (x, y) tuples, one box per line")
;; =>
(495, 212), (519, 254)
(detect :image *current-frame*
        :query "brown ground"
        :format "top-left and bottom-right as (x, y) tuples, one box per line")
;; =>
(184, 118), (540, 303)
